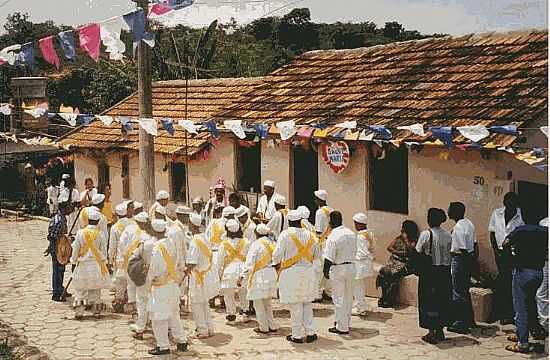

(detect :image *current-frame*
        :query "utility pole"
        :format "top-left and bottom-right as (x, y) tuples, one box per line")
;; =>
(136, 0), (155, 209)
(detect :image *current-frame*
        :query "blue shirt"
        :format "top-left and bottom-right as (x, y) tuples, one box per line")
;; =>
(47, 211), (67, 255)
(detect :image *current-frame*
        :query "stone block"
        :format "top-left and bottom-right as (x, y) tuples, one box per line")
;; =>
(470, 287), (493, 323)
(398, 275), (418, 307)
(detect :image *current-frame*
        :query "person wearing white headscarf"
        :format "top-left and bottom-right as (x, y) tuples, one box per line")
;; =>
(59, 176), (80, 237)
(236, 205), (256, 244)
(256, 180), (279, 222)
(79, 193), (109, 244)
(149, 190), (170, 220)
(242, 224), (279, 334)
(110, 202), (135, 310)
(298, 205), (315, 232)
(70, 208), (111, 319)
(266, 195), (288, 240)
(351, 213), (375, 316)
(313, 190), (333, 302)
(167, 205), (192, 308)
(147, 219), (188, 356)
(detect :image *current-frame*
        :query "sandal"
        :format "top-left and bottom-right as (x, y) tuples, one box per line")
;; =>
(506, 334), (518, 342)
(421, 333), (438, 344)
(253, 328), (270, 334)
(505, 343), (529, 354)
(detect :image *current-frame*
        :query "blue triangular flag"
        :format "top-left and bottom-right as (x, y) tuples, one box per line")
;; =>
(123, 9), (155, 56)
(205, 120), (220, 138)
(333, 128), (347, 139)
(534, 164), (547, 172)
(312, 123), (328, 129)
(161, 118), (175, 135)
(78, 114), (95, 126)
(489, 125), (519, 137)
(16, 42), (35, 70)
(58, 31), (76, 61)
(368, 125), (392, 140)
(254, 124), (268, 140)
(119, 117), (133, 132)
(166, 0), (194, 10)
(429, 126), (454, 148)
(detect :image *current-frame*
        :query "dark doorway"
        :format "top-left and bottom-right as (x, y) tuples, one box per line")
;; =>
(370, 146), (409, 214)
(236, 142), (261, 193)
(171, 162), (187, 203)
(293, 145), (318, 223)
(518, 180), (548, 224)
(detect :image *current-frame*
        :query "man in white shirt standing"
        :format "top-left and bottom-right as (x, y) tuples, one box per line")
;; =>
(236, 205), (256, 244)
(79, 178), (98, 207)
(149, 190), (170, 221)
(323, 211), (357, 335)
(46, 178), (59, 217)
(266, 195), (288, 240)
(447, 202), (476, 334)
(489, 192), (524, 324)
(256, 180), (278, 222)
(352, 212), (375, 316)
(314, 190), (333, 302)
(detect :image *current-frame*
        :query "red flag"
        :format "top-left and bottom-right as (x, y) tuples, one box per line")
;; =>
(149, 3), (173, 17)
(79, 23), (101, 62)
(39, 36), (60, 69)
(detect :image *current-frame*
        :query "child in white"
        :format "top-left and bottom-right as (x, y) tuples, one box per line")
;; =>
(352, 212), (376, 316)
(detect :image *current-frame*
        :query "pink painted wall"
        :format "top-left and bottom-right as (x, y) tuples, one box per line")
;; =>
(260, 141), (291, 202)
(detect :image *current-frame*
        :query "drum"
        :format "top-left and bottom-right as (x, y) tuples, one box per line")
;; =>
(56, 234), (73, 265)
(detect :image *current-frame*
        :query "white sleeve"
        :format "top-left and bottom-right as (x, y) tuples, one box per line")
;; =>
(488, 210), (496, 232)
(356, 235), (369, 260)
(216, 245), (225, 276)
(315, 210), (325, 233)
(416, 231), (429, 254)
(71, 232), (82, 264)
(267, 213), (280, 233)
(186, 240), (200, 265)
(272, 235), (285, 264)
(323, 237), (336, 262)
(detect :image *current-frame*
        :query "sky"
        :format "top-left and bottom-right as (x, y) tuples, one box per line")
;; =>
(0, 0), (547, 35)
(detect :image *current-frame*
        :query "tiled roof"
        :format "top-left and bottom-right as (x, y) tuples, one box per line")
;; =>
(58, 77), (267, 154)
(213, 30), (547, 146)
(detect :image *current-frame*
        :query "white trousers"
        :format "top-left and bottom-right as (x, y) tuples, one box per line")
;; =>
(253, 298), (278, 332)
(221, 287), (248, 316)
(152, 312), (188, 350)
(331, 265), (355, 332)
(126, 275), (136, 303)
(73, 289), (101, 316)
(315, 271), (332, 298)
(353, 278), (368, 312)
(113, 275), (127, 302)
(135, 285), (149, 332)
(192, 302), (214, 335)
(289, 302), (315, 339)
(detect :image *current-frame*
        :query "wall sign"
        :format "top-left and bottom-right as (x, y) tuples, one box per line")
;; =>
(320, 141), (350, 174)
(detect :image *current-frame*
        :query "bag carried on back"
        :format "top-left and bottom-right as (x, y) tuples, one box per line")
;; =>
(127, 243), (148, 287)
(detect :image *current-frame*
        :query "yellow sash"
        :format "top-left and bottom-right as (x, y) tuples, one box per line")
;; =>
(280, 230), (315, 270)
(210, 221), (224, 245)
(79, 207), (90, 226)
(115, 221), (125, 234)
(193, 235), (213, 286)
(248, 239), (274, 288)
(122, 229), (142, 271)
(152, 243), (177, 287)
(222, 238), (247, 269)
(318, 206), (331, 246)
(79, 228), (108, 276)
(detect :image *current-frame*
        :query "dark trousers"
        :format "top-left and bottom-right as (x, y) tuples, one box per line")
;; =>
(495, 251), (514, 320)
(512, 268), (543, 347)
(451, 254), (475, 328)
(51, 257), (66, 298)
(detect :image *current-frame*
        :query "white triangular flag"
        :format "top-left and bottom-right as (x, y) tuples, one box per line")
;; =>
(276, 120), (296, 141)
(139, 118), (158, 136)
(0, 104), (11, 115)
(224, 120), (246, 139)
(24, 108), (46, 118)
(97, 115), (114, 126)
(541, 126), (548, 137)
(359, 130), (374, 141)
(335, 120), (357, 129)
(397, 123), (425, 136)
(59, 113), (78, 127)
(178, 120), (198, 135)
(100, 17), (126, 61)
(0, 44), (21, 65)
(457, 125), (490, 142)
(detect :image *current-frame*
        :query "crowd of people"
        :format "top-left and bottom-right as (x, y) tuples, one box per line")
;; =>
(45, 175), (548, 355)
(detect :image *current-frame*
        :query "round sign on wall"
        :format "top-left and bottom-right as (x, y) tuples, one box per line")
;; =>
(320, 141), (350, 174)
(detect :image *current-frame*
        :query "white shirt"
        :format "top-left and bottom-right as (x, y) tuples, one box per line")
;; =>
(451, 218), (476, 253)
(111, 217), (134, 266)
(70, 224), (108, 264)
(47, 185), (59, 205)
(205, 218), (226, 249)
(267, 210), (288, 240)
(315, 206), (333, 234)
(241, 219), (257, 244)
(243, 237), (274, 278)
(60, 187), (80, 205)
(256, 193), (279, 220)
(323, 225), (357, 264)
(217, 236), (250, 282)
(488, 207), (524, 249)
(79, 188), (98, 204)
(186, 233), (211, 272)
(167, 221), (189, 272)
(273, 227), (321, 267)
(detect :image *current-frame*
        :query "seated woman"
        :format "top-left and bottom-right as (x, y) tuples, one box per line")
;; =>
(376, 220), (419, 308)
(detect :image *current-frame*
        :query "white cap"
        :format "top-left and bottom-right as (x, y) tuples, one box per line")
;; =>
(88, 208), (101, 221)
(314, 190), (328, 201)
(133, 201), (143, 210)
(58, 192), (69, 203)
(62, 173), (71, 180)
(287, 210), (302, 222)
(25, 163), (32, 169)
(255, 224), (270, 235)
(156, 190), (169, 200)
(274, 194), (287, 206)
(155, 205), (167, 216)
(540, 217), (548, 227)
(225, 219), (240, 233)
(264, 180), (275, 188)
(134, 211), (149, 223)
(151, 219), (166, 232)
(123, 200), (133, 207)
(192, 197), (201, 204)
(92, 193), (105, 205)
(115, 203), (127, 216)
(353, 212), (368, 225)
(222, 206), (236, 218)
(190, 213), (202, 226)
(234, 205), (248, 218)
(297, 205), (310, 219)
(176, 206), (191, 214)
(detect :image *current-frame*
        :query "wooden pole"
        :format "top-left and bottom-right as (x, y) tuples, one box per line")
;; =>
(136, 0), (155, 209)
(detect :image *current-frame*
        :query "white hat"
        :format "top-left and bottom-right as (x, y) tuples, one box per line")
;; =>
(540, 217), (548, 227)
(287, 209), (302, 222)
(115, 203), (127, 216)
(190, 213), (202, 226)
(222, 206), (236, 218)
(155, 205), (167, 216)
(134, 211), (149, 223)
(133, 201), (143, 210)
(88, 208), (101, 221)
(123, 200), (134, 207)
(156, 190), (169, 200)
(263, 180), (275, 188)
(314, 190), (328, 201)
(274, 194), (287, 206)
(225, 219), (240, 233)
(25, 163), (32, 169)
(176, 206), (191, 214)
(255, 224), (270, 235)
(151, 219), (166, 232)
(92, 193), (105, 205)
(62, 173), (71, 180)
(353, 212), (368, 225)
(234, 205), (248, 218)
(192, 197), (201, 204)
(58, 192), (69, 203)
(297, 205), (310, 219)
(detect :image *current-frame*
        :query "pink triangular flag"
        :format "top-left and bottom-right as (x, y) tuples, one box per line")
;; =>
(149, 3), (173, 17)
(79, 23), (101, 62)
(38, 36), (60, 69)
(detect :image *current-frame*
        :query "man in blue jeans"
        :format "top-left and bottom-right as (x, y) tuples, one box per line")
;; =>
(503, 219), (548, 353)
(44, 195), (70, 302)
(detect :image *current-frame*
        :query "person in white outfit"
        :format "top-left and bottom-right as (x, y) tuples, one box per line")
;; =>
(70, 208), (111, 319)
(129, 212), (155, 339)
(256, 180), (279, 222)
(351, 212), (376, 316)
(186, 213), (220, 338)
(298, 206), (315, 232)
(266, 195), (288, 240)
(217, 219), (251, 324)
(78, 193), (109, 241)
(323, 210), (357, 335)
(168, 206), (192, 307)
(242, 224), (279, 334)
(236, 205), (256, 244)
(147, 219), (188, 356)
(59, 176), (80, 236)
(46, 179), (59, 217)
(314, 190), (333, 302)
(149, 190), (170, 220)
(79, 178), (98, 207)
(110, 202), (135, 311)
(273, 210), (321, 344)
